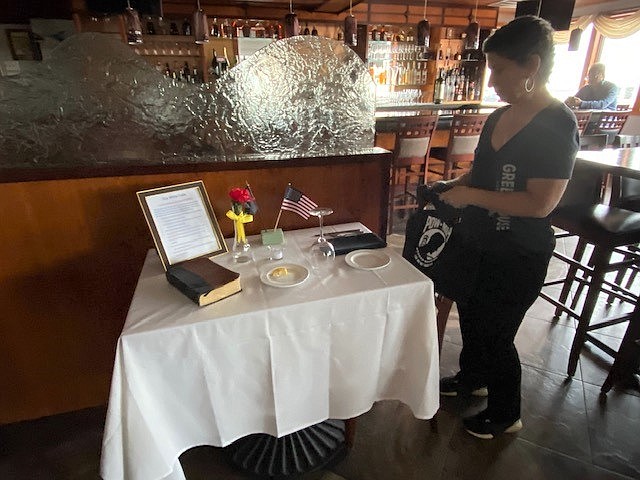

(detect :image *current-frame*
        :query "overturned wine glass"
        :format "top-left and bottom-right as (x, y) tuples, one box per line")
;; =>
(308, 207), (335, 272)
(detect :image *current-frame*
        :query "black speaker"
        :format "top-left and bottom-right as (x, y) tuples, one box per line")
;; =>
(85, 0), (159, 15)
(515, 0), (540, 18)
(539, 0), (576, 31)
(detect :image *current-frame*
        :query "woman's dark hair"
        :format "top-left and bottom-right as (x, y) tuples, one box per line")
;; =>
(483, 15), (555, 83)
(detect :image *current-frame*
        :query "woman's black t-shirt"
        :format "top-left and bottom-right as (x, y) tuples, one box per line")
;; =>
(459, 100), (579, 254)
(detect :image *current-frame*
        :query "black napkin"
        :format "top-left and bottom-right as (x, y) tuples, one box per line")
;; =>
(329, 232), (387, 256)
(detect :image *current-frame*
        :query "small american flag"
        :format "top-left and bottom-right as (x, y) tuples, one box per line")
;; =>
(281, 185), (318, 219)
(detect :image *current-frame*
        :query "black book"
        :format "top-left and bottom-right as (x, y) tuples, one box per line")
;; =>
(166, 257), (241, 306)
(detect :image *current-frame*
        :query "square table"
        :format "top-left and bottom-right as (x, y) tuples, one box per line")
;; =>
(100, 222), (439, 480)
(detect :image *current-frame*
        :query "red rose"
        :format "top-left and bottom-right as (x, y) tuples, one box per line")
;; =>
(229, 187), (252, 204)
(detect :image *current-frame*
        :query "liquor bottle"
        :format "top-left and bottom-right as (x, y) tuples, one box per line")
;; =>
(438, 49), (443, 60)
(434, 68), (444, 104)
(182, 18), (192, 36)
(183, 62), (191, 82)
(311, 25), (318, 36)
(146, 19), (156, 35)
(211, 18), (220, 37)
(191, 66), (199, 83)
(223, 47), (231, 71)
(170, 22), (179, 35)
(164, 62), (171, 77)
(210, 51), (220, 79)
(371, 27), (378, 41)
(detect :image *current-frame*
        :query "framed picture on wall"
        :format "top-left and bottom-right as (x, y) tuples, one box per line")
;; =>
(6, 29), (42, 61)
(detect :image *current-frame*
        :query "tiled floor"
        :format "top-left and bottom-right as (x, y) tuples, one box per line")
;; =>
(1, 229), (638, 480)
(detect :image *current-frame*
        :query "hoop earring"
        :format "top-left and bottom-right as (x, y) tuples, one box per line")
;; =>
(525, 77), (535, 93)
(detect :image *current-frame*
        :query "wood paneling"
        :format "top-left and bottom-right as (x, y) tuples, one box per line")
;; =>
(0, 152), (390, 424)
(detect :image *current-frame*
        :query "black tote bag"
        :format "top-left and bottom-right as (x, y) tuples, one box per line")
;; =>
(402, 187), (481, 303)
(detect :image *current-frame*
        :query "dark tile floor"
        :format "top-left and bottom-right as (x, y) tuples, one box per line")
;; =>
(1, 230), (638, 480)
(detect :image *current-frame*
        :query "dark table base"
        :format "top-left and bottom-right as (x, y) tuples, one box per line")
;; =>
(225, 419), (348, 478)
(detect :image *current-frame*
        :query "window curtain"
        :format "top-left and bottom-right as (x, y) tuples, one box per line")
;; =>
(554, 9), (640, 43)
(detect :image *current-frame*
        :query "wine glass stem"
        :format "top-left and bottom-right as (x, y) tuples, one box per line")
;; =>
(318, 214), (324, 241)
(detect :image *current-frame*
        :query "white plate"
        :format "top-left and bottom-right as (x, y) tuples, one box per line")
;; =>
(345, 250), (391, 270)
(260, 264), (310, 288)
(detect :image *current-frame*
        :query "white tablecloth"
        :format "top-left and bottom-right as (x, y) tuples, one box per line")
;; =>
(100, 223), (439, 480)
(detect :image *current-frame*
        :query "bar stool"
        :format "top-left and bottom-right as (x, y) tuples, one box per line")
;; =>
(428, 113), (487, 180)
(539, 163), (640, 377)
(388, 115), (438, 234)
(601, 302), (640, 394)
(573, 111), (592, 136)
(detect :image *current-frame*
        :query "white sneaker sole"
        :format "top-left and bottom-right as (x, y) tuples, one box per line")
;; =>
(465, 419), (523, 440)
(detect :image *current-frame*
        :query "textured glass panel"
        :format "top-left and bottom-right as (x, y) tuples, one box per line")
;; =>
(0, 33), (375, 168)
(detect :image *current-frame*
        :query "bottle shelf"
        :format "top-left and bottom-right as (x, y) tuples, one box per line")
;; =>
(136, 53), (201, 58)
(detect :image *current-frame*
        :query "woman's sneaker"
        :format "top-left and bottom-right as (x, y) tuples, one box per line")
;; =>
(440, 372), (488, 397)
(463, 410), (522, 439)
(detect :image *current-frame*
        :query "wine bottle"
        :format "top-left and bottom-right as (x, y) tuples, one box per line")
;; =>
(434, 68), (444, 104)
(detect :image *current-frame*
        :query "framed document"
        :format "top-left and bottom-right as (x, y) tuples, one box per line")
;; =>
(137, 181), (227, 270)
(6, 29), (42, 61)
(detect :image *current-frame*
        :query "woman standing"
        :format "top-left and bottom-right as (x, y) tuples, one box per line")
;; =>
(437, 16), (579, 439)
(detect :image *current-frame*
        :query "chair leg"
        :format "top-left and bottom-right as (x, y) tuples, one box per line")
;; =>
(570, 242), (596, 310)
(567, 247), (611, 377)
(555, 239), (587, 318)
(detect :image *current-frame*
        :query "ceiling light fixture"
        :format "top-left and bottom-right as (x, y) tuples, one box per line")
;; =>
(124, 0), (143, 45)
(193, 0), (209, 44)
(344, 0), (357, 46)
(465, 0), (480, 50)
(568, 27), (582, 51)
(416, 0), (430, 48)
(284, 0), (299, 37)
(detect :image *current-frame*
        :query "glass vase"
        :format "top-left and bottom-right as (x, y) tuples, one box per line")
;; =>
(232, 220), (252, 263)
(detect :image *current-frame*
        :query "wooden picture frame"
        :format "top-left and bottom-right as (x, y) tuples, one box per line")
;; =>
(6, 29), (42, 61)
(137, 181), (228, 270)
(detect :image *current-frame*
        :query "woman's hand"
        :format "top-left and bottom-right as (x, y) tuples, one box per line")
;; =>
(439, 186), (472, 209)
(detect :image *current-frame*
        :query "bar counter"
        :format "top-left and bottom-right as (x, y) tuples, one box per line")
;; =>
(374, 102), (501, 149)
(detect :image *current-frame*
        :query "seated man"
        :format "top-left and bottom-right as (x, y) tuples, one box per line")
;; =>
(565, 63), (619, 110)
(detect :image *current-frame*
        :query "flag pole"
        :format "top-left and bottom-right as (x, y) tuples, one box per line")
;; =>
(273, 182), (291, 230)
(273, 209), (283, 230)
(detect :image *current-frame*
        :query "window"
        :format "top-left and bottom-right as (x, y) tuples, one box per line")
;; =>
(547, 24), (593, 102)
(598, 29), (640, 109)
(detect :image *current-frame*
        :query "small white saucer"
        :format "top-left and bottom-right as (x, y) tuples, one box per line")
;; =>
(260, 264), (310, 288)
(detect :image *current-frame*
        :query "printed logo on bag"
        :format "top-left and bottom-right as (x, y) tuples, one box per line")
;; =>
(414, 205), (453, 268)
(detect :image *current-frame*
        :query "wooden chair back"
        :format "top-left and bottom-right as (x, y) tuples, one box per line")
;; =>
(595, 111), (630, 145)
(388, 114), (439, 233)
(391, 115), (439, 183)
(573, 111), (592, 136)
(441, 113), (487, 180)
